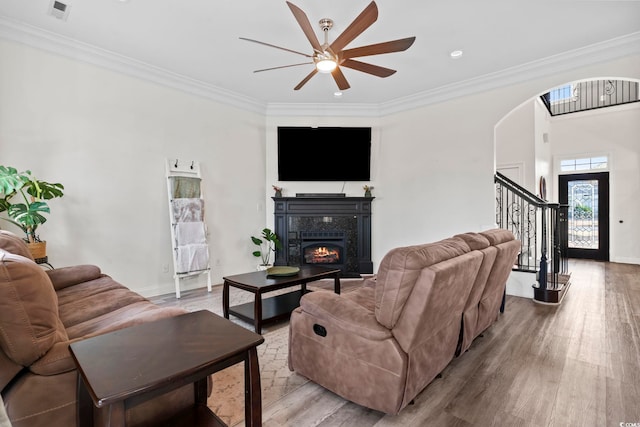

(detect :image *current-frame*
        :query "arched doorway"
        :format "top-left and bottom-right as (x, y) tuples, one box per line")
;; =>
(496, 77), (639, 264)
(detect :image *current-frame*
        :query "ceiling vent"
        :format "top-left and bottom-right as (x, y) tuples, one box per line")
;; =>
(48, 0), (71, 21)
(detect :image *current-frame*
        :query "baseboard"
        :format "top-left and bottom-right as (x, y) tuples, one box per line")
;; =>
(139, 275), (217, 298)
(610, 256), (640, 266)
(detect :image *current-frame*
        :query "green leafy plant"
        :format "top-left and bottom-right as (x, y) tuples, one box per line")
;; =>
(251, 228), (282, 266)
(0, 165), (64, 243)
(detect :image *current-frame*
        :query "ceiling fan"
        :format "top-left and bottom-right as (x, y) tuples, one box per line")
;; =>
(240, 1), (416, 91)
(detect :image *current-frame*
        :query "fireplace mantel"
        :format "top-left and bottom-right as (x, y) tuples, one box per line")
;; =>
(272, 196), (374, 277)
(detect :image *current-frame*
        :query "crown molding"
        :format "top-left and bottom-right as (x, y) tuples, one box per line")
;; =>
(266, 102), (381, 117)
(268, 32), (640, 117)
(378, 31), (640, 116)
(1, 16), (638, 118)
(0, 17), (267, 115)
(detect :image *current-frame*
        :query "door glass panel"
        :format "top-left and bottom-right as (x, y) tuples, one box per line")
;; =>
(567, 180), (599, 249)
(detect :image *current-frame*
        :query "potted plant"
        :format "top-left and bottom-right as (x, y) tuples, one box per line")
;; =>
(0, 165), (64, 259)
(251, 228), (282, 270)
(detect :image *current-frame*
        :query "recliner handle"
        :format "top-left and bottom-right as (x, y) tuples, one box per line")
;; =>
(313, 324), (327, 337)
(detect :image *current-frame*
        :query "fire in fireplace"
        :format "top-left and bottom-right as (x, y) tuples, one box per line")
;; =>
(300, 231), (346, 268)
(304, 244), (341, 264)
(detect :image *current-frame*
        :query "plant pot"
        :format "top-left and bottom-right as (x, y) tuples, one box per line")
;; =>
(257, 264), (272, 271)
(27, 241), (47, 260)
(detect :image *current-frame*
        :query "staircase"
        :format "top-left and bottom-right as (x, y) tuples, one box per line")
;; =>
(495, 172), (571, 304)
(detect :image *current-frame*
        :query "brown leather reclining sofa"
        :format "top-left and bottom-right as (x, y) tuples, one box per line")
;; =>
(289, 229), (520, 415)
(0, 230), (195, 427)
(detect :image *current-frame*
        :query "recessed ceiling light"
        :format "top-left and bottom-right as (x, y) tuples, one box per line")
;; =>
(334, 92), (343, 98)
(450, 50), (463, 59)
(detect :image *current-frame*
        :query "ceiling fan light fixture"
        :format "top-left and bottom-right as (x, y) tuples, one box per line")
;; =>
(316, 59), (337, 73)
(240, 2), (416, 90)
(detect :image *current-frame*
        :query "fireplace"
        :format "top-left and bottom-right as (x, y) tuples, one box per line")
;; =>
(272, 195), (373, 277)
(300, 231), (346, 267)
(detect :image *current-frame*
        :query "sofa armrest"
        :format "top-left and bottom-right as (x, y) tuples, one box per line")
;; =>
(300, 292), (391, 340)
(29, 341), (76, 375)
(46, 265), (102, 290)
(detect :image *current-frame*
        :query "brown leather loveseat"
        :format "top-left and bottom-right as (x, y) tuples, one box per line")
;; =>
(0, 230), (194, 427)
(288, 229), (520, 415)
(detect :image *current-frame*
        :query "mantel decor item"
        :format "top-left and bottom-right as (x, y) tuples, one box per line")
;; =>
(272, 185), (282, 198)
(0, 165), (64, 258)
(251, 227), (282, 269)
(363, 185), (374, 197)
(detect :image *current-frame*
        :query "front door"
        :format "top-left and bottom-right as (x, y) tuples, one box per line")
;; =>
(558, 172), (609, 261)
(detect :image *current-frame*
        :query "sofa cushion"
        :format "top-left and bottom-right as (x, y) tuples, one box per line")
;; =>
(45, 265), (102, 291)
(29, 341), (76, 375)
(476, 233), (521, 334)
(56, 278), (148, 329)
(480, 228), (516, 245)
(0, 251), (67, 366)
(454, 232), (490, 250)
(374, 237), (470, 329)
(0, 230), (34, 261)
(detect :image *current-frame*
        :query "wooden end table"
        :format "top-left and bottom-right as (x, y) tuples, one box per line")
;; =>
(223, 266), (341, 334)
(69, 310), (264, 427)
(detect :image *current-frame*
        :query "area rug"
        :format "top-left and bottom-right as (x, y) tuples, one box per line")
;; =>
(207, 324), (308, 426)
(202, 278), (365, 426)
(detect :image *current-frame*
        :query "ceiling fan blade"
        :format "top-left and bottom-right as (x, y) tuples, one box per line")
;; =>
(330, 1), (378, 53)
(331, 67), (351, 90)
(341, 37), (416, 60)
(286, 2), (323, 52)
(253, 62), (314, 73)
(294, 69), (318, 90)
(340, 59), (396, 77)
(239, 37), (313, 58)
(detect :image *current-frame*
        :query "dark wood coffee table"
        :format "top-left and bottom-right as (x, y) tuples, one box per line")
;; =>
(69, 310), (264, 427)
(223, 266), (341, 334)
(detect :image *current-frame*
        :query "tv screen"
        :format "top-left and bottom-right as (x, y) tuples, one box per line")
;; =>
(277, 127), (371, 181)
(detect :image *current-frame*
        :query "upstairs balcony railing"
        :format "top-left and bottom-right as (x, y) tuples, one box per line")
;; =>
(495, 172), (570, 302)
(540, 79), (639, 117)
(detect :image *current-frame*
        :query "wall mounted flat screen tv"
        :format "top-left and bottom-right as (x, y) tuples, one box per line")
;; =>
(278, 127), (371, 181)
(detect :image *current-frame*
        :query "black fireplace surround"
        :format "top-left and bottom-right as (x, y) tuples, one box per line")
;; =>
(273, 195), (374, 278)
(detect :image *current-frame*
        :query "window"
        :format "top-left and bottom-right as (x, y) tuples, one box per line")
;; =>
(560, 156), (608, 172)
(549, 84), (577, 103)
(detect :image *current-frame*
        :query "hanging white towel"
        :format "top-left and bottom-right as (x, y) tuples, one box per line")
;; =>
(175, 244), (210, 273)
(171, 198), (204, 223)
(175, 221), (206, 246)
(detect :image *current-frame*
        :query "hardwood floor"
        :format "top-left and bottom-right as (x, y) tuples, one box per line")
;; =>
(153, 260), (640, 426)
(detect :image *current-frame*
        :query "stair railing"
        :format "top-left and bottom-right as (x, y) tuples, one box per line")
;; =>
(495, 172), (568, 290)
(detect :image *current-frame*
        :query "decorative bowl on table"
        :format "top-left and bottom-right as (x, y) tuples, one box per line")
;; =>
(266, 266), (300, 277)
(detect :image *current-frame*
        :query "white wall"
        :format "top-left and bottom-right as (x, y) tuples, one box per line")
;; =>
(265, 116), (382, 203)
(495, 101), (535, 191)
(2, 38), (639, 297)
(550, 102), (640, 264)
(495, 83), (640, 266)
(267, 57), (640, 271)
(0, 39), (266, 296)
(534, 99), (553, 200)
(266, 97), (505, 266)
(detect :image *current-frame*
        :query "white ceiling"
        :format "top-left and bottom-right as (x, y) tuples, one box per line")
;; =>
(1, 0), (640, 111)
